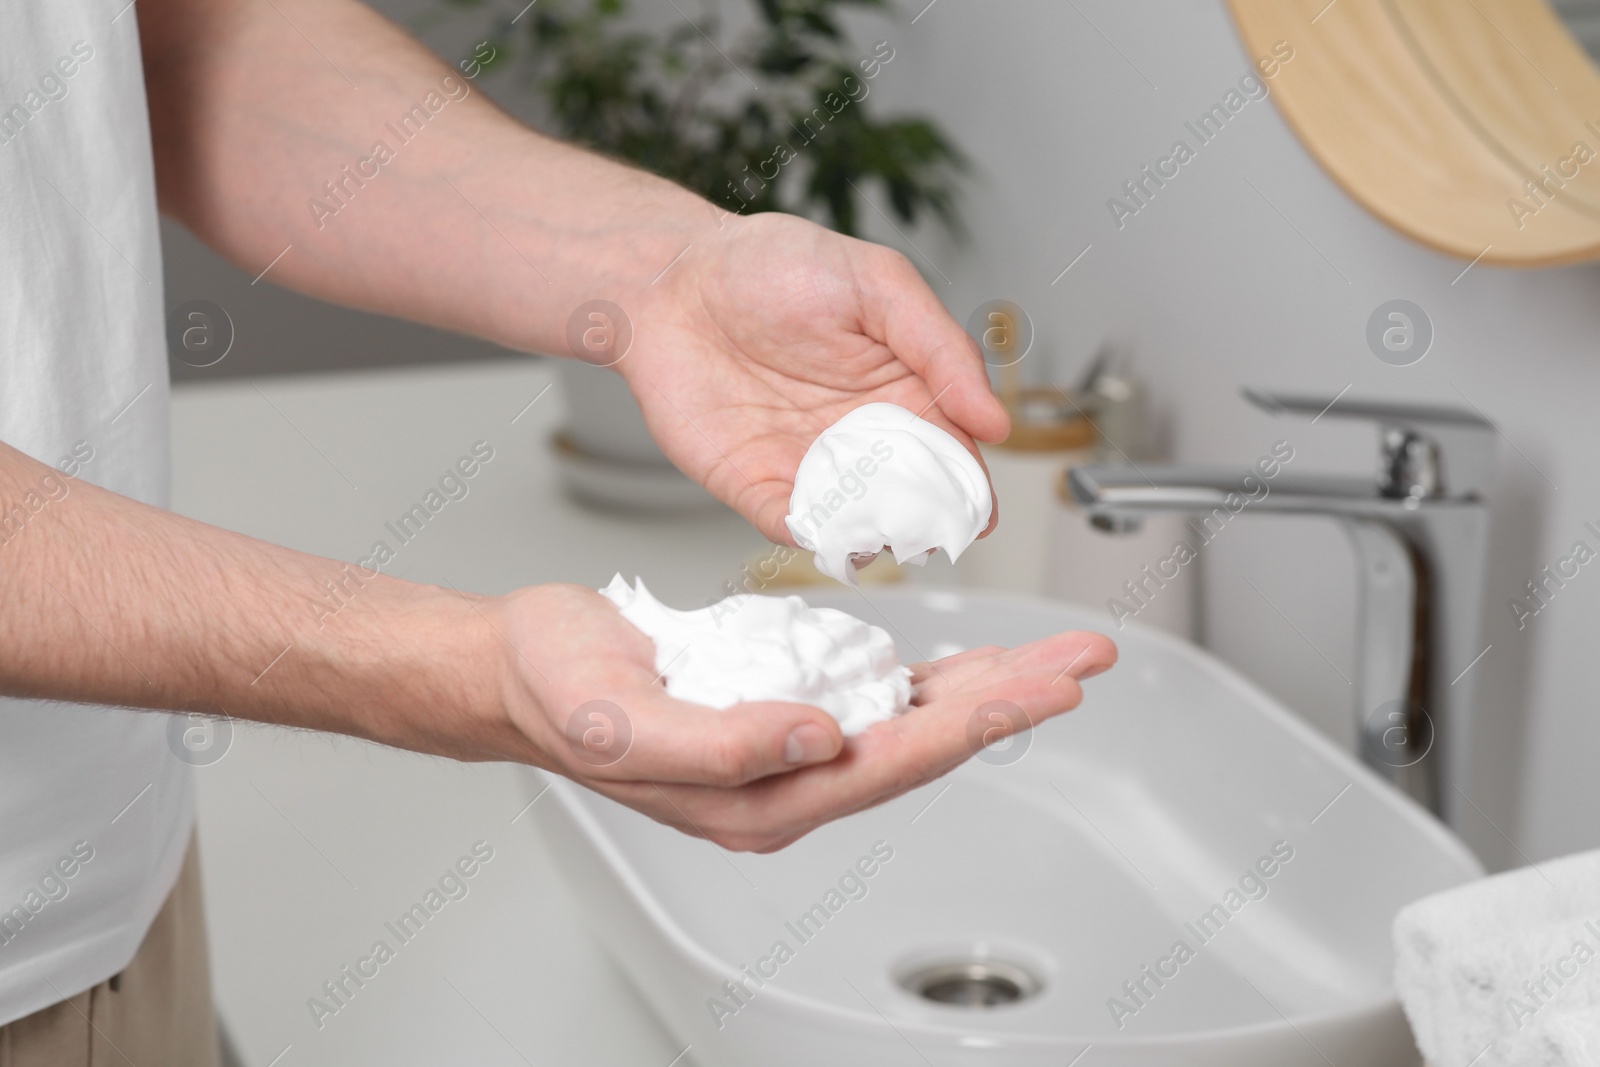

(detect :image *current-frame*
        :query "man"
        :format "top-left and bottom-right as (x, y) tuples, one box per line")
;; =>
(0, 0), (1116, 1061)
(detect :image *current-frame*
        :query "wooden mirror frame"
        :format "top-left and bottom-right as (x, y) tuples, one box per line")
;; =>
(1229, 0), (1600, 266)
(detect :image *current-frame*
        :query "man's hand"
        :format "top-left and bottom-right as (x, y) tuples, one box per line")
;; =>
(489, 584), (1115, 852)
(623, 212), (1009, 543)
(141, 0), (1005, 547)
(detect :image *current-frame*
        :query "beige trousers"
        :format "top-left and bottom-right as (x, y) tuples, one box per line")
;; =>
(0, 834), (219, 1067)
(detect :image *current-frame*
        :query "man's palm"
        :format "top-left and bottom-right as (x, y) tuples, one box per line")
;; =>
(621, 212), (1009, 542)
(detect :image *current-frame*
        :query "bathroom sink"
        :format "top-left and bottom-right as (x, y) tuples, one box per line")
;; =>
(530, 588), (1482, 1066)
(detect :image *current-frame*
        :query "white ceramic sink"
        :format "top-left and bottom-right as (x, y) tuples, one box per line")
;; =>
(531, 588), (1482, 1066)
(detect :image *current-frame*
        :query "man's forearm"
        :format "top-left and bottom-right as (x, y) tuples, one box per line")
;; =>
(139, 0), (720, 359)
(0, 442), (522, 762)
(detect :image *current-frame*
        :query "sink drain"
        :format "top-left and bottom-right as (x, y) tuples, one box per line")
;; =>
(899, 958), (1042, 1008)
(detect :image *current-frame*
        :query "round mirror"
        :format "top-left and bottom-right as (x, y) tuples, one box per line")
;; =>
(1230, 0), (1600, 265)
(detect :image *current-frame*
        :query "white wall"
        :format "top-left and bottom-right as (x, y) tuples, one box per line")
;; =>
(852, 0), (1600, 870)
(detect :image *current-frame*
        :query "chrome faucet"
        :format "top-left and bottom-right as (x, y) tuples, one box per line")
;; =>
(1067, 389), (1495, 825)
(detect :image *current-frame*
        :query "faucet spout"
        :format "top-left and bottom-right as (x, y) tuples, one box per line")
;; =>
(1066, 389), (1494, 827)
(1068, 465), (1380, 517)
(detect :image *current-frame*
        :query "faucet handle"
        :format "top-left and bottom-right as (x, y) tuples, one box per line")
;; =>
(1242, 388), (1496, 500)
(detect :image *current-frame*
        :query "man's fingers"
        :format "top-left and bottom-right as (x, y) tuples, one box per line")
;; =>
(745, 481), (798, 546)
(853, 246), (1005, 539)
(565, 691), (844, 788)
(908, 645), (1006, 702)
(863, 247), (1010, 445)
(912, 631), (1114, 702)
(966, 441), (1000, 539)
(988, 629), (1118, 687)
(593, 630), (1118, 850)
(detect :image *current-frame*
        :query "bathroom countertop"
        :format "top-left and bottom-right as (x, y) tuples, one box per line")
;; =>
(171, 359), (761, 1067)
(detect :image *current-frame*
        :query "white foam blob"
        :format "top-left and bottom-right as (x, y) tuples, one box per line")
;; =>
(600, 575), (912, 736)
(784, 402), (992, 585)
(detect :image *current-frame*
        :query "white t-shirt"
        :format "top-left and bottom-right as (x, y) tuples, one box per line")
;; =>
(0, 1), (194, 1027)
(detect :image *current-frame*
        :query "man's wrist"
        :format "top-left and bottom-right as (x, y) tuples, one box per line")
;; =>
(388, 582), (538, 765)
(267, 576), (535, 765)
(471, 135), (730, 358)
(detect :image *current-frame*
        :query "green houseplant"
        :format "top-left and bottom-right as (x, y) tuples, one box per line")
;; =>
(424, 0), (966, 237)
(418, 0), (970, 514)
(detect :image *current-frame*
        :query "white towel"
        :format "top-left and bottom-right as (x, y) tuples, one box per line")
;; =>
(1394, 849), (1600, 1067)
